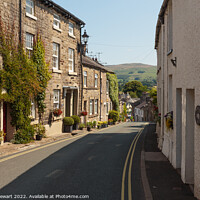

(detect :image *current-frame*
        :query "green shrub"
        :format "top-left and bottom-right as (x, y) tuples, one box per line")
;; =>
(79, 123), (85, 129)
(86, 122), (93, 127)
(92, 121), (97, 127)
(63, 117), (74, 126)
(71, 115), (80, 124)
(12, 125), (35, 144)
(108, 110), (119, 122)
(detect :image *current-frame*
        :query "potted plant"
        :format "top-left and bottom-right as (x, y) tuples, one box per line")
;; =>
(108, 119), (113, 125)
(103, 121), (108, 128)
(79, 123), (85, 130)
(63, 117), (74, 133)
(71, 115), (80, 130)
(35, 123), (46, 141)
(86, 122), (92, 131)
(97, 121), (103, 129)
(92, 121), (97, 128)
(53, 108), (62, 117)
(165, 111), (173, 130)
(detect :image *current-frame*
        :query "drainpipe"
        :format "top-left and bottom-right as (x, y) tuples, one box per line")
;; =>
(19, 0), (22, 43)
(80, 25), (85, 112)
(100, 70), (102, 121)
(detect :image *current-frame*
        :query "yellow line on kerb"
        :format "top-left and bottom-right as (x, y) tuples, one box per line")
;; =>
(121, 127), (144, 200)
(0, 133), (89, 163)
(128, 128), (143, 200)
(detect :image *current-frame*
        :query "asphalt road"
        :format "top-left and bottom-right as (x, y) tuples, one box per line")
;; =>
(0, 122), (148, 200)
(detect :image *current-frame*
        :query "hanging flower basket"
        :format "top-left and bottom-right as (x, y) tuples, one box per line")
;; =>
(165, 111), (173, 130)
(53, 109), (62, 117)
(80, 111), (87, 116)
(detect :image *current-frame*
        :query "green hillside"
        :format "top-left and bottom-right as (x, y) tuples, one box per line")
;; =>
(106, 63), (157, 91)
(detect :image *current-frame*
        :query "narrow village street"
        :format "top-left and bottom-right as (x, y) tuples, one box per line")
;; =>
(0, 122), (147, 200)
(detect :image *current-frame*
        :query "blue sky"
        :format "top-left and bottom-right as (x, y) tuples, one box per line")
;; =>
(54, 0), (163, 66)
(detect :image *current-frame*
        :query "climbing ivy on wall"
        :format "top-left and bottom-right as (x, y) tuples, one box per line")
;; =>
(0, 18), (50, 143)
(32, 34), (51, 123)
(107, 73), (119, 112)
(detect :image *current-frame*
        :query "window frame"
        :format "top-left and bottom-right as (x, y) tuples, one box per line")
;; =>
(26, 32), (34, 57)
(30, 99), (36, 119)
(69, 22), (74, 36)
(90, 100), (93, 115)
(53, 14), (61, 29)
(106, 102), (109, 115)
(53, 89), (60, 109)
(68, 48), (75, 72)
(53, 43), (60, 70)
(95, 99), (98, 114)
(95, 73), (98, 88)
(26, 0), (34, 16)
(106, 80), (109, 94)
(84, 71), (87, 87)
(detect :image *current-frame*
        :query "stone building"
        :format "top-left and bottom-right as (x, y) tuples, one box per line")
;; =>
(0, 0), (85, 140)
(81, 56), (114, 124)
(155, 0), (200, 198)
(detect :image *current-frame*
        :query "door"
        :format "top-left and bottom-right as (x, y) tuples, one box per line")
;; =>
(3, 102), (7, 141)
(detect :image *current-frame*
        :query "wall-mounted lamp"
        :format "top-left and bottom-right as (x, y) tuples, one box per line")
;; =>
(171, 57), (177, 67)
(78, 30), (89, 55)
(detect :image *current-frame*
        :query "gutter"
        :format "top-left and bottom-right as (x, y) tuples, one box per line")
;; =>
(100, 70), (102, 121)
(155, 0), (169, 49)
(80, 25), (85, 111)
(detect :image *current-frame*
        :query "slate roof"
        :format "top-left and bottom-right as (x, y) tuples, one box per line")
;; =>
(40, 0), (85, 25)
(82, 56), (114, 73)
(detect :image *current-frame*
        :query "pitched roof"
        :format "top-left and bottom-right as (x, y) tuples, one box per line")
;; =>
(82, 56), (114, 73)
(135, 101), (147, 109)
(40, 0), (85, 25)
(155, 0), (169, 49)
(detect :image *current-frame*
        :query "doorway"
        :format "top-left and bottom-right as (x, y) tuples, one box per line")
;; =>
(185, 89), (195, 184)
(176, 88), (182, 169)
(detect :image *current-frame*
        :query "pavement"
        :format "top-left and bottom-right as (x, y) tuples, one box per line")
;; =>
(143, 123), (197, 200)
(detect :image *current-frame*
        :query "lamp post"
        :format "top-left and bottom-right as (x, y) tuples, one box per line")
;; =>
(82, 30), (89, 55)
(80, 29), (89, 114)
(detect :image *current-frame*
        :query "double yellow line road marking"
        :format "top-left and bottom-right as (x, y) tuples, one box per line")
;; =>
(121, 127), (144, 200)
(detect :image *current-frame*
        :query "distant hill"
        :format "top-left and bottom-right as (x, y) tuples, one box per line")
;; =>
(106, 63), (157, 90)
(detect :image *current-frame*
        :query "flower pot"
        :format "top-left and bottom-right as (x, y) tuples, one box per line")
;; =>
(79, 127), (83, 130)
(87, 127), (91, 131)
(73, 123), (79, 130)
(36, 135), (42, 141)
(63, 125), (73, 133)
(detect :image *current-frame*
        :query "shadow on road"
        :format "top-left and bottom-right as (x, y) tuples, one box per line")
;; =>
(0, 130), (141, 199)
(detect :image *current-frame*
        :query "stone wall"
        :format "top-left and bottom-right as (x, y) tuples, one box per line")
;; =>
(0, 0), (83, 137)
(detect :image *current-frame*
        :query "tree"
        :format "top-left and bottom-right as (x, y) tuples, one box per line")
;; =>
(149, 87), (157, 105)
(123, 80), (145, 98)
